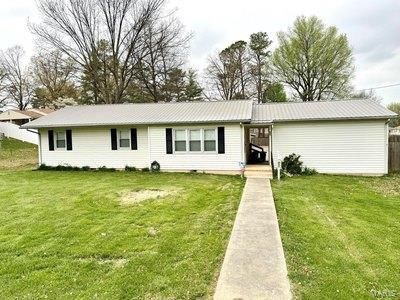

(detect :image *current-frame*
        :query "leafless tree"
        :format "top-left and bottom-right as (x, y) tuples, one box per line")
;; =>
(135, 16), (191, 102)
(0, 46), (34, 110)
(31, 0), (167, 104)
(206, 48), (242, 100)
(0, 66), (7, 107)
(32, 50), (78, 108)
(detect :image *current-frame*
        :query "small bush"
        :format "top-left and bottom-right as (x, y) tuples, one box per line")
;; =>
(37, 164), (94, 172)
(282, 153), (303, 175)
(141, 167), (150, 172)
(98, 166), (116, 172)
(38, 164), (52, 170)
(302, 167), (318, 176)
(125, 165), (137, 172)
(276, 153), (318, 177)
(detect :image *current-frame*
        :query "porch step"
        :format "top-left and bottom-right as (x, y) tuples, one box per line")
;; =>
(244, 165), (273, 179)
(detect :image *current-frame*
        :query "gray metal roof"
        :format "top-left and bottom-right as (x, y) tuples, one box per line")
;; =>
(21, 100), (253, 128)
(21, 99), (397, 129)
(252, 99), (397, 123)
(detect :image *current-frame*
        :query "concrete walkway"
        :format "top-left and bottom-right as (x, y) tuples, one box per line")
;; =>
(214, 178), (291, 300)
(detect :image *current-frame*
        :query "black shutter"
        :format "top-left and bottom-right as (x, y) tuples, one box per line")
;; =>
(166, 128), (173, 154)
(111, 129), (117, 150)
(131, 128), (137, 150)
(218, 127), (225, 154)
(48, 130), (54, 151)
(66, 130), (73, 151)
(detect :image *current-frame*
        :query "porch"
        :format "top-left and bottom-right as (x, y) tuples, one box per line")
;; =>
(243, 124), (273, 178)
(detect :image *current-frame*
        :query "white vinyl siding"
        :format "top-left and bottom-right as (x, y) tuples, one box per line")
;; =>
(272, 120), (388, 175)
(39, 123), (244, 172)
(149, 124), (243, 171)
(40, 127), (148, 169)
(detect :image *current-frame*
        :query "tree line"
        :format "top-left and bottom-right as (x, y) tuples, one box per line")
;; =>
(0, 0), (383, 110)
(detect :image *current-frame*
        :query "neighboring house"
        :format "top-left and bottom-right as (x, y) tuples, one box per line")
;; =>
(0, 108), (54, 126)
(22, 99), (397, 175)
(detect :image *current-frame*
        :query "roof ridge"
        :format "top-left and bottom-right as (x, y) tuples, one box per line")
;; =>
(66, 99), (253, 109)
(254, 99), (375, 106)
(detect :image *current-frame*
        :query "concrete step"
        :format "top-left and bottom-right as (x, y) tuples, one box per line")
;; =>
(244, 171), (273, 179)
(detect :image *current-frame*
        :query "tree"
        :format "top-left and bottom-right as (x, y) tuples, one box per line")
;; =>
(351, 89), (382, 102)
(161, 68), (186, 102)
(135, 17), (191, 102)
(263, 83), (287, 102)
(184, 70), (203, 101)
(31, 0), (170, 104)
(0, 66), (7, 107)
(248, 32), (272, 103)
(80, 40), (117, 104)
(0, 46), (34, 110)
(206, 41), (248, 100)
(32, 50), (78, 108)
(388, 102), (400, 128)
(272, 16), (354, 101)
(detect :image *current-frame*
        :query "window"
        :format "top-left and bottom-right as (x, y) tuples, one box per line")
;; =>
(174, 130), (187, 151)
(119, 130), (130, 148)
(55, 131), (66, 149)
(204, 129), (216, 151)
(189, 130), (201, 151)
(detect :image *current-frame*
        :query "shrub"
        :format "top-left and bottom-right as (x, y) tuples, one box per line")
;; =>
(125, 165), (137, 172)
(282, 153), (303, 175)
(98, 166), (116, 172)
(38, 164), (52, 170)
(276, 153), (318, 177)
(302, 167), (318, 176)
(141, 167), (150, 172)
(37, 164), (93, 172)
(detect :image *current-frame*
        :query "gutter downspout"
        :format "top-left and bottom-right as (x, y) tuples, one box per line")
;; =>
(385, 119), (390, 174)
(24, 128), (41, 166)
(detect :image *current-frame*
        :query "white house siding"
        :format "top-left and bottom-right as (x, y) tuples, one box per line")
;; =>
(39, 123), (244, 171)
(148, 124), (243, 172)
(39, 126), (149, 168)
(272, 120), (388, 175)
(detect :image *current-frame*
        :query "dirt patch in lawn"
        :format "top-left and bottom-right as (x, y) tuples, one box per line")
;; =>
(78, 257), (128, 269)
(119, 188), (181, 205)
(361, 175), (400, 196)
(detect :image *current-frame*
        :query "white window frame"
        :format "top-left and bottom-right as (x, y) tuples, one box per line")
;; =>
(172, 128), (218, 154)
(54, 130), (66, 150)
(174, 129), (188, 152)
(203, 128), (217, 152)
(118, 129), (131, 150)
(189, 129), (202, 152)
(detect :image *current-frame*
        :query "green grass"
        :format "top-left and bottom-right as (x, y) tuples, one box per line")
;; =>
(0, 139), (245, 299)
(0, 138), (37, 169)
(272, 175), (400, 299)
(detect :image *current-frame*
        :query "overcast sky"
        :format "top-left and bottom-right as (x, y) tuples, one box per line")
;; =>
(1, 0), (399, 105)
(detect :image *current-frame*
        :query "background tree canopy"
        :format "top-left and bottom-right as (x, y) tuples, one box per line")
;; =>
(0, 7), (380, 109)
(272, 16), (354, 101)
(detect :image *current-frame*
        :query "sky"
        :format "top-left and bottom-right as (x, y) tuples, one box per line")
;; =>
(0, 0), (399, 105)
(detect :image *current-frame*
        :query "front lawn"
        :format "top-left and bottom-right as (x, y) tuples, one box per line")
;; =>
(0, 169), (244, 299)
(272, 175), (400, 299)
